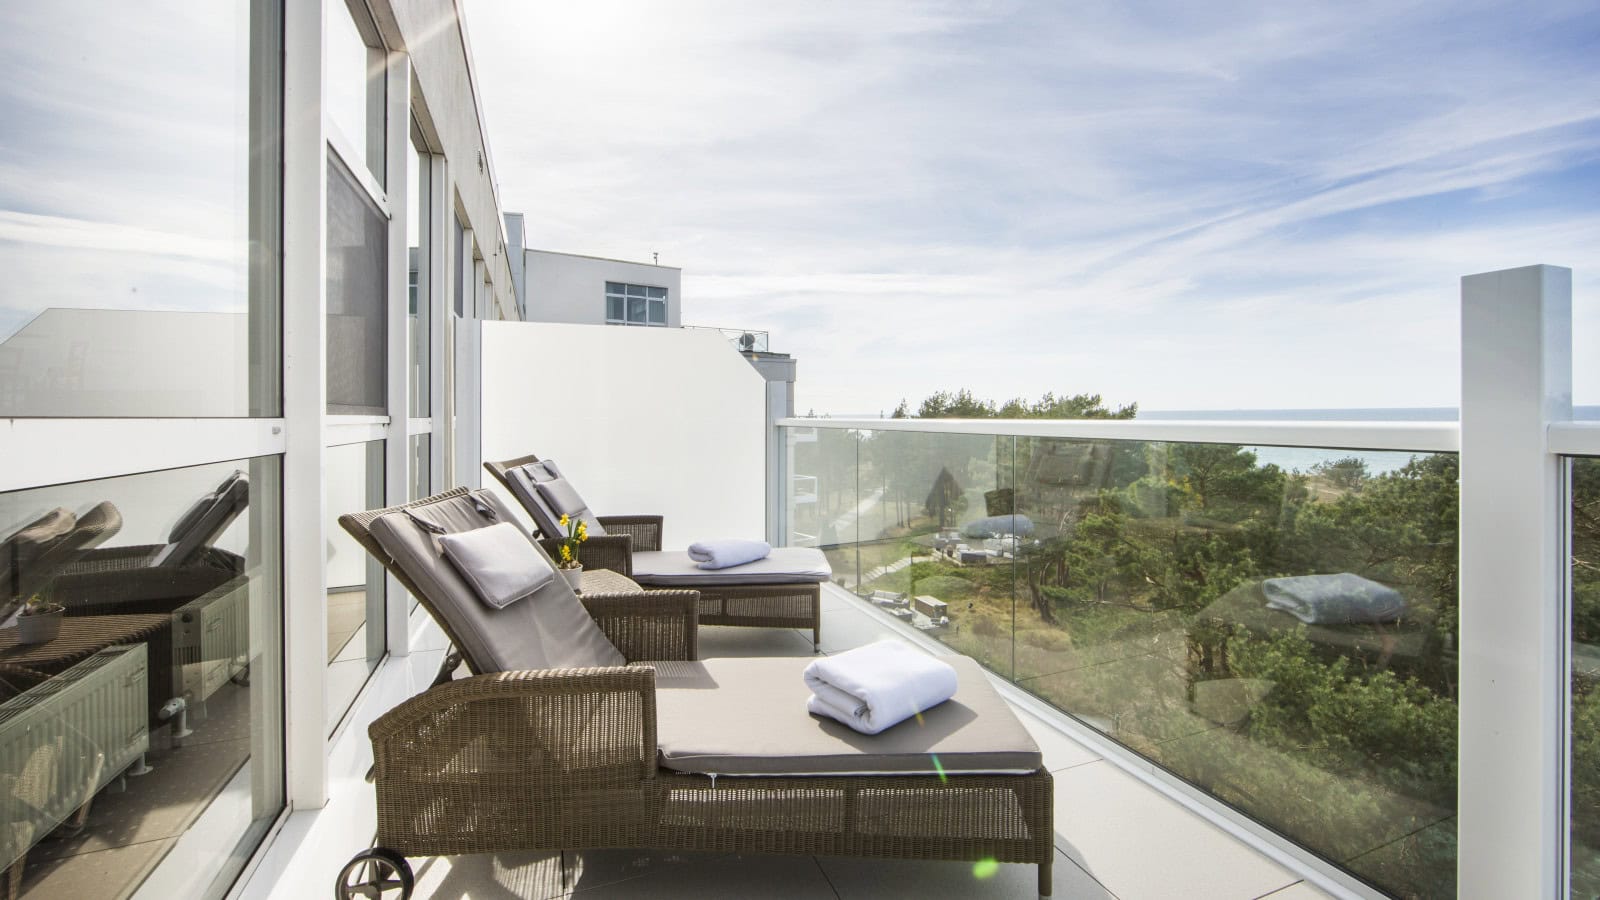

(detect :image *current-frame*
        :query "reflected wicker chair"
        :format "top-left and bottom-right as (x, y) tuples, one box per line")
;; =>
(335, 487), (1054, 899)
(485, 454), (829, 647)
(1, 502), (122, 622)
(43, 472), (248, 618)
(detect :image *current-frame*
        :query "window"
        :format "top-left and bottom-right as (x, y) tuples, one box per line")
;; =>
(326, 156), (387, 415)
(407, 127), (430, 417)
(324, 439), (386, 732)
(605, 282), (668, 326)
(325, 0), (385, 185)
(0, 457), (284, 898)
(0, 2), (281, 418)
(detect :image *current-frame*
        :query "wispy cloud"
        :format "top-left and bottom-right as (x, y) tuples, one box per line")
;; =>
(464, 0), (1600, 413)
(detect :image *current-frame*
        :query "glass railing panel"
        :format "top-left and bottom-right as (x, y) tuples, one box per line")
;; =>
(1012, 439), (1458, 895)
(786, 425), (860, 584)
(848, 429), (1017, 678)
(784, 424), (1461, 897)
(1572, 456), (1600, 896)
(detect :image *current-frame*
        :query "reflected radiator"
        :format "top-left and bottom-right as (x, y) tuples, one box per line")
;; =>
(0, 645), (149, 871)
(172, 576), (250, 706)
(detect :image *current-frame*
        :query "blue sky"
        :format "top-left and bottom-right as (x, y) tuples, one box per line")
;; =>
(463, 0), (1600, 414)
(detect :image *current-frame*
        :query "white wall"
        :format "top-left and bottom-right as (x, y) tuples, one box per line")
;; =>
(480, 321), (764, 547)
(523, 250), (682, 327)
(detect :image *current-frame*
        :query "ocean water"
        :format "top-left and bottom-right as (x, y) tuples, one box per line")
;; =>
(1142, 406), (1600, 474)
(823, 407), (1600, 476)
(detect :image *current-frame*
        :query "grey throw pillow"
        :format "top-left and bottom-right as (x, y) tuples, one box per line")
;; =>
(438, 521), (555, 609)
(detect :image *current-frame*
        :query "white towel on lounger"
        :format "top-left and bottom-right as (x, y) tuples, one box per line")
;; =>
(803, 639), (959, 735)
(687, 538), (771, 570)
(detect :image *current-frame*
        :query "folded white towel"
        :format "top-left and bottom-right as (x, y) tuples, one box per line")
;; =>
(803, 639), (959, 735)
(687, 538), (771, 570)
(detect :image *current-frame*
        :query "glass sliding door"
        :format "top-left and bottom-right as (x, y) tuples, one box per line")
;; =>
(0, 459), (284, 899)
(324, 440), (386, 733)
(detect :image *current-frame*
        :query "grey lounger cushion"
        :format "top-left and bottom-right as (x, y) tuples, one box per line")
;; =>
(630, 547), (831, 587)
(368, 490), (623, 672)
(650, 655), (1040, 776)
(505, 460), (607, 539)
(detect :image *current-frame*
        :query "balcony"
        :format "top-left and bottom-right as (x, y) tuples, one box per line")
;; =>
(234, 266), (1589, 900)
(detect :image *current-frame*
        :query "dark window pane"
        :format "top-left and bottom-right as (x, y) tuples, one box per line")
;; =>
(607, 296), (624, 321)
(648, 300), (666, 324)
(628, 296), (647, 322)
(326, 157), (387, 414)
(646, 286), (666, 300)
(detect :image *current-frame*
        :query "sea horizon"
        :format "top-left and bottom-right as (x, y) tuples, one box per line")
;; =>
(811, 405), (1600, 475)
(821, 406), (1600, 422)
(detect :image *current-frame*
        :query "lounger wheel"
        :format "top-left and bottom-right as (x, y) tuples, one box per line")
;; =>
(335, 847), (413, 899)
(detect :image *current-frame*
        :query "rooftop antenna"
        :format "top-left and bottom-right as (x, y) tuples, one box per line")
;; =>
(652, 251), (659, 265)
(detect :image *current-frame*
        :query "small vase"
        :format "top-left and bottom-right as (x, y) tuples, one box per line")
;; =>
(17, 608), (64, 644)
(561, 565), (584, 593)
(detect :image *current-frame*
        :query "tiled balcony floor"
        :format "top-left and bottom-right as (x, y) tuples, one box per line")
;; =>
(402, 586), (1337, 900)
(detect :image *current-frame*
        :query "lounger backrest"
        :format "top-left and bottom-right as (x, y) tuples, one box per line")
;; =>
(151, 471), (249, 568)
(342, 488), (623, 675)
(0, 508), (75, 616)
(23, 501), (123, 598)
(485, 455), (606, 539)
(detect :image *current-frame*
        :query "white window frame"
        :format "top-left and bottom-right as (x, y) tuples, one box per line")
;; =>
(605, 281), (669, 327)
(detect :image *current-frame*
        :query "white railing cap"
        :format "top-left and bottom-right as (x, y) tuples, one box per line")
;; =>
(777, 417), (1459, 453)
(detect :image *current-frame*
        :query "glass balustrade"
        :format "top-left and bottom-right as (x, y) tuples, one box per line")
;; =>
(787, 424), (1459, 897)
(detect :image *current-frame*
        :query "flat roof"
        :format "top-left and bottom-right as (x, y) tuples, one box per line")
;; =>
(526, 247), (682, 270)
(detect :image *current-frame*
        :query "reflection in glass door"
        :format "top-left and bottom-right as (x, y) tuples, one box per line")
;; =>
(324, 440), (386, 733)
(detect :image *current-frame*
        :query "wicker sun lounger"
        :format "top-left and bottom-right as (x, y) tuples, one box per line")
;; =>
(485, 454), (829, 647)
(335, 487), (1055, 899)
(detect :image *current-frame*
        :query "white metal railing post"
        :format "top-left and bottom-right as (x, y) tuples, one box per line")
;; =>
(1458, 264), (1573, 898)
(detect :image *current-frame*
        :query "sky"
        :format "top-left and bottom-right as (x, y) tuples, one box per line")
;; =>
(461, 0), (1600, 415)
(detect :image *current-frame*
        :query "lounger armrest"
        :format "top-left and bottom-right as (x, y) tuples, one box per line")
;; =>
(596, 515), (663, 552)
(582, 590), (700, 662)
(541, 533), (634, 575)
(367, 666), (659, 852)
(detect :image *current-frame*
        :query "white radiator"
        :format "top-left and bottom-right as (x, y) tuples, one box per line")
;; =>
(0, 645), (149, 872)
(172, 576), (250, 707)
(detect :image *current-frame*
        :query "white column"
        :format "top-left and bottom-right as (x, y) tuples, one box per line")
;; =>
(383, 50), (412, 657)
(428, 155), (449, 492)
(1458, 264), (1572, 897)
(281, 0), (330, 809)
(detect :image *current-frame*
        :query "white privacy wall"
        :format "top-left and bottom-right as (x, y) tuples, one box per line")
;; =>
(480, 321), (766, 547)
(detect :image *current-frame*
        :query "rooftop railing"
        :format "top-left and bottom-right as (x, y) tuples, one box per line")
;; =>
(682, 325), (771, 353)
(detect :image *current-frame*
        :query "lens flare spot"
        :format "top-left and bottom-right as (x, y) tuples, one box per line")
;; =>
(931, 753), (948, 784)
(973, 857), (1000, 879)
